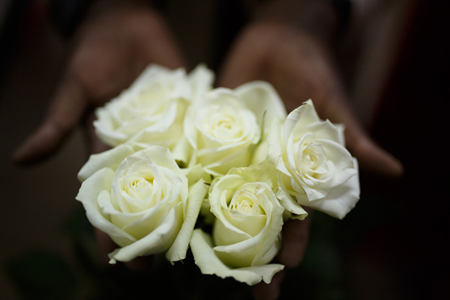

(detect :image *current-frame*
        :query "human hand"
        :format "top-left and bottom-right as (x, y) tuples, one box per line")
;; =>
(13, 1), (186, 163)
(219, 22), (402, 178)
(252, 208), (313, 300)
(13, 1), (186, 268)
(219, 20), (402, 300)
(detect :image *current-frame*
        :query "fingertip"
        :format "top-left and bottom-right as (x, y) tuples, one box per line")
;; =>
(386, 155), (404, 178)
(12, 122), (65, 166)
(12, 131), (51, 165)
(355, 138), (404, 178)
(12, 143), (31, 165)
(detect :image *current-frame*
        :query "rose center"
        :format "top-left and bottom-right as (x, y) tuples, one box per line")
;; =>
(229, 190), (264, 215)
(303, 153), (318, 169)
(126, 175), (155, 200)
(298, 142), (329, 177)
(208, 112), (242, 139)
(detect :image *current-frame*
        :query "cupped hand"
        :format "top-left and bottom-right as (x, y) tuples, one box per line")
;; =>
(13, 2), (186, 163)
(219, 22), (402, 178)
(13, 2), (186, 268)
(219, 21), (403, 300)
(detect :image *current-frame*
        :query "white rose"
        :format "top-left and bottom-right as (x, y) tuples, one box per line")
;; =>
(267, 100), (360, 219)
(190, 164), (285, 286)
(76, 145), (208, 263)
(93, 64), (214, 154)
(184, 81), (286, 175)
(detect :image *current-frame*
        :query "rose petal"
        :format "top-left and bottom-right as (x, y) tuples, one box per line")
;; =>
(190, 230), (284, 286)
(109, 206), (181, 263)
(294, 120), (343, 145)
(166, 179), (209, 263)
(235, 81), (287, 132)
(284, 100), (321, 142)
(188, 64), (214, 101)
(77, 144), (135, 182)
(275, 183), (308, 220)
(297, 159), (360, 219)
(76, 168), (136, 246)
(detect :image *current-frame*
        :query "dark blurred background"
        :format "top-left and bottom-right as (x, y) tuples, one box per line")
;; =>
(0, 0), (448, 299)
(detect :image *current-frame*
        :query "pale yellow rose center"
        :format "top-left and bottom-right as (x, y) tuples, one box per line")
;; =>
(297, 142), (328, 178)
(207, 111), (243, 140)
(229, 190), (265, 216)
(127, 175), (154, 199)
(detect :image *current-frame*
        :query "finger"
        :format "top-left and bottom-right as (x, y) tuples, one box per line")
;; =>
(133, 10), (187, 69)
(278, 208), (313, 269)
(273, 30), (403, 178)
(13, 75), (86, 165)
(322, 93), (404, 178)
(252, 270), (285, 300)
(218, 23), (280, 88)
(347, 125), (403, 177)
(280, 44), (403, 178)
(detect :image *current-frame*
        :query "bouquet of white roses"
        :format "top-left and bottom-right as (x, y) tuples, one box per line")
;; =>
(76, 64), (360, 285)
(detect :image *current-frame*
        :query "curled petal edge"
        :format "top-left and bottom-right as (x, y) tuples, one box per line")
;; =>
(190, 229), (284, 286)
(166, 179), (209, 263)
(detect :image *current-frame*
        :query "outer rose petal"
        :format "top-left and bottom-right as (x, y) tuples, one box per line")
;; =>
(166, 179), (209, 263)
(283, 100), (320, 143)
(129, 64), (179, 92)
(296, 159), (360, 219)
(267, 117), (290, 176)
(188, 64), (214, 101)
(76, 168), (136, 246)
(276, 184), (308, 220)
(190, 230), (284, 286)
(77, 144), (135, 181)
(109, 207), (180, 263)
(235, 81), (287, 132)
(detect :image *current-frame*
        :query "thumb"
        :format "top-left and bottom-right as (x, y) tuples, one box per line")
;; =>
(13, 75), (86, 165)
(346, 124), (404, 178)
(322, 93), (403, 177)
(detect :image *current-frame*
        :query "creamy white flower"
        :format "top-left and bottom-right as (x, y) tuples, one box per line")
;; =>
(184, 81), (286, 175)
(267, 100), (360, 219)
(76, 145), (208, 263)
(190, 164), (285, 286)
(94, 64), (214, 154)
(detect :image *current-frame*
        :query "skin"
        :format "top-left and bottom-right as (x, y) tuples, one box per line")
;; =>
(13, 1), (185, 270)
(219, 2), (402, 298)
(13, 0), (402, 299)
(13, 2), (186, 161)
